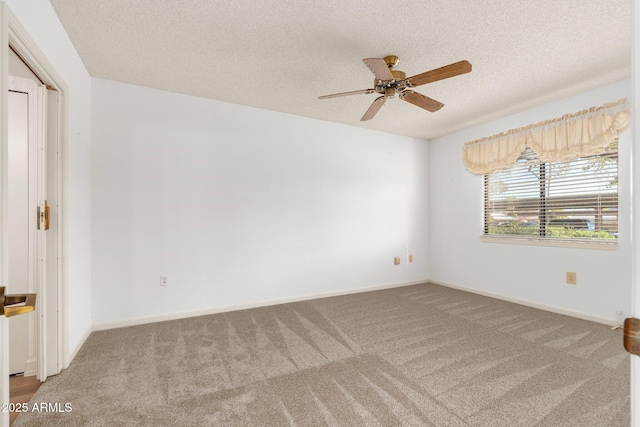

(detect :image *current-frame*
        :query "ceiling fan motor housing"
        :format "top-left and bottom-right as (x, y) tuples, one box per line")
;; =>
(374, 70), (407, 95)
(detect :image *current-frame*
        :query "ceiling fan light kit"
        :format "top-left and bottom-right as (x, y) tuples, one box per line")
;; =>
(319, 55), (472, 121)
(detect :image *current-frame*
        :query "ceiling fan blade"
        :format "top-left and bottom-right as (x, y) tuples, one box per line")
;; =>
(406, 60), (472, 87)
(361, 96), (386, 121)
(318, 89), (375, 99)
(400, 90), (444, 112)
(362, 58), (394, 81)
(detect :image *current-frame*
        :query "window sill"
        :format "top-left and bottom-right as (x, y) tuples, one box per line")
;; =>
(480, 235), (617, 250)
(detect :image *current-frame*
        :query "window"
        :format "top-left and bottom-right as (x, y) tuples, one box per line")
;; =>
(483, 142), (618, 245)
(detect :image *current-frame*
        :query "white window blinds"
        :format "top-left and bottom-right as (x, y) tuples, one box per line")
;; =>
(484, 144), (618, 243)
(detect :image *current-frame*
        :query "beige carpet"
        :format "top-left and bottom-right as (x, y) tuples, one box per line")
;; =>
(14, 283), (629, 426)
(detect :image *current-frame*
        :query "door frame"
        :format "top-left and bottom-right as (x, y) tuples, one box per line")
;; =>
(1, 3), (69, 425)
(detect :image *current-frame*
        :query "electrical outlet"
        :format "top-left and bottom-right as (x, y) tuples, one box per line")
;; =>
(408, 255), (413, 262)
(160, 276), (168, 286)
(566, 272), (577, 285)
(394, 256), (400, 265)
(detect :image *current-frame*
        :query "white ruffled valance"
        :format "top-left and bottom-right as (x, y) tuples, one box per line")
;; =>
(462, 99), (631, 175)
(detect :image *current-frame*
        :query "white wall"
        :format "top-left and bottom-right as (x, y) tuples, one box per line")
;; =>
(429, 79), (632, 323)
(91, 78), (429, 326)
(4, 0), (92, 357)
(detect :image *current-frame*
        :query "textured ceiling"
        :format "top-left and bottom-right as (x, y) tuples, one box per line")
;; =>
(49, 0), (630, 140)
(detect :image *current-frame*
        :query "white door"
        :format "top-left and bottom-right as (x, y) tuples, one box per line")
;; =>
(7, 76), (42, 377)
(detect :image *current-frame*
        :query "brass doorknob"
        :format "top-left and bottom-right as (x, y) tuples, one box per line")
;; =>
(0, 286), (36, 317)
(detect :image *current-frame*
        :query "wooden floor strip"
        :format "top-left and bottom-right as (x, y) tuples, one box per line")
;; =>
(10, 375), (41, 425)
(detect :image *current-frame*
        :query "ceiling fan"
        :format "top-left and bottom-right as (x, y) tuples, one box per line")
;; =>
(318, 55), (472, 121)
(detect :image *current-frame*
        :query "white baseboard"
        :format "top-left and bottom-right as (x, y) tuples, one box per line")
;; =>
(67, 324), (92, 365)
(429, 280), (617, 326)
(92, 279), (430, 331)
